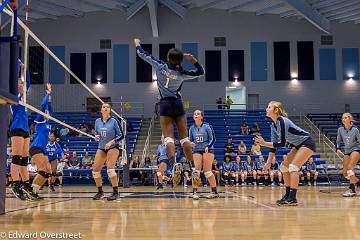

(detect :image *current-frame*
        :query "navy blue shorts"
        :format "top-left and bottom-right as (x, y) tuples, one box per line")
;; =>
(98, 145), (120, 154)
(193, 149), (214, 155)
(159, 97), (185, 117)
(295, 137), (316, 152)
(344, 150), (360, 156)
(10, 128), (29, 138)
(29, 147), (46, 157)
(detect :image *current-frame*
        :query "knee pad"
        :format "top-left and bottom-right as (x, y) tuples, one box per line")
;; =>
(38, 171), (50, 178)
(280, 164), (289, 173)
(156, 171), (162, 177)
(20, 157), (29, 166)
(347, 170), (355, 177)
(12, 155), (22, 166)
(92, 171), (101, 179)
(164, 137), (174, 147)
(205, 171), (213, 178)
(288, 164), (300, 173)
(107, 169), (117, 178)
(180, 137), (190, 146)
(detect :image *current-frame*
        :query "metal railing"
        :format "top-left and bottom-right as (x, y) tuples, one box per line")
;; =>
(300, 113), (342, 165)
(141, 115), (155, 163)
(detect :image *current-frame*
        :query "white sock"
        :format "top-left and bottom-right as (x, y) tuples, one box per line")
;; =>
(32, 184), (40, 193)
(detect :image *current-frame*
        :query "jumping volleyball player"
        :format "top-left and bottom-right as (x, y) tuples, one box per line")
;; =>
(29, 84), (53, 198)
(189, 110), (218, 199)
(336, 113), (360, 197)
(134, 38), (205, 186)
(255, 101), (316, 206)
(9, 60), (37, 200)
(92, 103), (124, 201)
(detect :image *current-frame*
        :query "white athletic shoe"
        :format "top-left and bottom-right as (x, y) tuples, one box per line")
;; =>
(192, 192), (200, 200)
(343, 189), (357, 197)
(205, 192), (219, 199)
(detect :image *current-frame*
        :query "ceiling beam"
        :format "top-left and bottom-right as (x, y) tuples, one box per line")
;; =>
(34, 0), (83, 16)
(282, 0), (331, 34)
(77, 0), (113, 12)
(159, 0), (187, 18)
(228, 0), (262, 13)
(319, 0), (359, 14)
(256, 3), (286, 15)
(323, 2), (360, 18)
(327, 7), (360, 21)
(280, 10), (297, 18)
(126, 0), (146, 20)
(147, 0), (159, 37)
(339, 13), (360, 23)
(311, 0), (343, 9)
(200, 0), (226, 11)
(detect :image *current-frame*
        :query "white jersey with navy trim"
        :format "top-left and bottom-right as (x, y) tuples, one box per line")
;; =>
(189, 122), (215, 152)
(270, 116), (310, 149)
(336, 126), (360, 154)
(136, 45), (204, 99)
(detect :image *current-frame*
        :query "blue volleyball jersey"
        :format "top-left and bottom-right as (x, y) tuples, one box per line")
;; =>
(222, 162), (232, 172)
(136, 45), (204, 99)
(46, 142), (64, 161)
(306, 162), (317, 171)
(157, 144), (168, 162)
(336, 126), (360, 154)
(189, 122), (215, 152)
(9, 61), (31, 132)
(244, 162), (255, 171)
(95, 117), (124, 150)
(232, 161), (243, 172)
(270, 162), (279, 170)
(30, 93), (52, 151)
(256, 161), (266, 170)
(270, 116), (310, 149)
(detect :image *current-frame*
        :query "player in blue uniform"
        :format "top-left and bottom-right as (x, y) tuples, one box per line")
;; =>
(244, 155), (257, 185)
(92, 103), (124, 201)
(189, 110), (218, 199)
(256, 101), (316, 206)
(336, 113), (360, 197)
(231, 155), (244, 186)
(134, 38), (204, 188)
(46, 133), (64, 192)
(221, 155), (233, 186)
(305, 157), (318, 186)
(29, 84), (53, 199)
(256, 155), (269, 185)
(9, 60), (34, 200)
(156, 136), (174, 189)
(269, 156), (282, 186)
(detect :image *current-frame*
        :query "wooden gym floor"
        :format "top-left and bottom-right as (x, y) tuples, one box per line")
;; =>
(1, 185), (360, 240)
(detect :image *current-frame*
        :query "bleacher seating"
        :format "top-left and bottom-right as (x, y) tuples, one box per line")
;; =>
(29, 112), (142, 159)
(307, 113), (360, 143)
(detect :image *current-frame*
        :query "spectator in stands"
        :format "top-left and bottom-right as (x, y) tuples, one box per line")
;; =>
(256, 155), (269, 185)
(29, 124), (36, 138)
(238, 141), (247, 155)
(216, 97), (223, 110)
(57, 158), (66, 187)
(68, 152), (80, 169)
(64, 148), (71, 161)
(250, 122), (261, 135)
(224, 138), (235, 157)
(141, 157), (152, 185)
(251, 142), (262, 156)
(221, 155), (233, 186)
(82, 152), (93, 169)
(231, 155), (243, 186)
(78, 125), (88, 136)
(245, 155), (257, 185)
(226, 96), (233, 109)
(6, 157), (12, 187)
(211, 158), (220, 185)
(60, 126), (69, 137)
(269, 155), (282, 186)
(306, 157), (318, 186)
(240, 122), (250, 135)
(130, 156), (142, 184)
